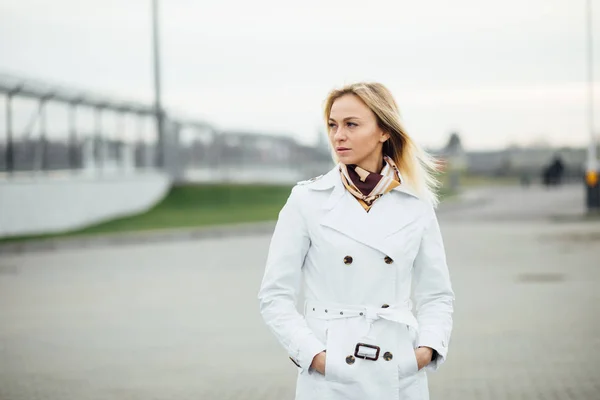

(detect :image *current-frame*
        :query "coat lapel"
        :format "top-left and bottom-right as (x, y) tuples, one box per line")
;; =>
(312, 165), (423, 255)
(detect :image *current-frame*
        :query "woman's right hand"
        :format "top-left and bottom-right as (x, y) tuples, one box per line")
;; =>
(310, 351), (326, 375)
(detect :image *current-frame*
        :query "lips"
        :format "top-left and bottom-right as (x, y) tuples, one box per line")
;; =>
(336, 147), (350, 152)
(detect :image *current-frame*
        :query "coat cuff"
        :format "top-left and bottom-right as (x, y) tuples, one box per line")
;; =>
(417, 330), (449, 372)
(289, 333), (326, 372)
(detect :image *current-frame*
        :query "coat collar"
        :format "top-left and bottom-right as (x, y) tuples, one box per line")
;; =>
(305, 164), (423, 255)
(306, 164), (421, 208)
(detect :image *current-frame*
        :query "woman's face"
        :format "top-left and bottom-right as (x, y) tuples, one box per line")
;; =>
(328, 94), (389, 171)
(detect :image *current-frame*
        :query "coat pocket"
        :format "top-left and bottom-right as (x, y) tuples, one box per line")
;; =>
(324, 319), (355, 383)
(397, 325), (419, 378)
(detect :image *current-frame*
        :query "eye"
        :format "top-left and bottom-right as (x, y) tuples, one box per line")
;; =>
(347, 122), (357, 127)
(328, 122), (337, 129)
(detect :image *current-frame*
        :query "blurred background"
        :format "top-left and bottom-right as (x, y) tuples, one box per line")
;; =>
(1, 1), (599, 399)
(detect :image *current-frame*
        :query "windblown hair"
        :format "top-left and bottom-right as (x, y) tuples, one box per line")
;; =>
(323, 82), (441, 206)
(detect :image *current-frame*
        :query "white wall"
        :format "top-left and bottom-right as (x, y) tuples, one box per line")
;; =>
(0, 170), (171, 238)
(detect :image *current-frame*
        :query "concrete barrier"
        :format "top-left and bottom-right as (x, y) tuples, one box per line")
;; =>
(0, 170), (171, 238)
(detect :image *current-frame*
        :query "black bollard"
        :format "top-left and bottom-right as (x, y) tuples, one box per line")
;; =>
(585, 170), (600, 212)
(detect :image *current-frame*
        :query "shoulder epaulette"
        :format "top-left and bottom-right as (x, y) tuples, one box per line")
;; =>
(296, 174), (324, 185)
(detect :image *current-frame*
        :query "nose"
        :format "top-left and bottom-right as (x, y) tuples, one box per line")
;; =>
(332, 126), (347, 143)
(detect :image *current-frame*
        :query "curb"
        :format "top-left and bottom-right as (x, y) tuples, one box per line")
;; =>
(0, 221), (277, 255)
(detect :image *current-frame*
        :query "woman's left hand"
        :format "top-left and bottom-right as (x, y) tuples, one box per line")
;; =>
(414, 346), (434, 370)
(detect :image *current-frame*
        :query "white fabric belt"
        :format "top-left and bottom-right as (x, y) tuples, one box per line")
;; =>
(304, 300), (418, 330)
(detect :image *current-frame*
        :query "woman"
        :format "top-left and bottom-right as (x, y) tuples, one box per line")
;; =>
(258, 82), (454, 400)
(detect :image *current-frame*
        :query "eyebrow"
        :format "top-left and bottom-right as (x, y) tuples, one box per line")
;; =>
(328, 116), (361, 122)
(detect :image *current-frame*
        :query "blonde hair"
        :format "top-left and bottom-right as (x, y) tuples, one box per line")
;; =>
(323, 82), (440, 206)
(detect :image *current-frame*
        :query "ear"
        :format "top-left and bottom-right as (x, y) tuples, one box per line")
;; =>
(379, 130), (391, 143)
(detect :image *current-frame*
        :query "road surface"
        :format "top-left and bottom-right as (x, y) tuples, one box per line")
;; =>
(1, 184), (599, 399)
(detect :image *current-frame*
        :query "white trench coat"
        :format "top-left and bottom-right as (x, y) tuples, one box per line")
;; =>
(258, 165), (454, 400)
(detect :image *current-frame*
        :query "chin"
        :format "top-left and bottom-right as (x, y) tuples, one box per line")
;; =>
(336, 154), (358, 164)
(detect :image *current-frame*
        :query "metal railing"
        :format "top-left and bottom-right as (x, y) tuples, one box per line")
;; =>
(0, 73), (333, 182)
(0, 73), (160, 174)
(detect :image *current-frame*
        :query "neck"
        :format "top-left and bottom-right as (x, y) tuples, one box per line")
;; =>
(355, 154), (385, 174)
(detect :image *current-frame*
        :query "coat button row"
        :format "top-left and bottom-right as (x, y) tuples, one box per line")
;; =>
(343, 256), (394, 265)
(345, 352), (393, 364)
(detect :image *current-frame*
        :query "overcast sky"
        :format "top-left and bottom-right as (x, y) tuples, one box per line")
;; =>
(1, 0), (599, 150)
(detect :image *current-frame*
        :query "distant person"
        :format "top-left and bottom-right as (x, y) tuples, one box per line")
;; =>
(542, 155), (565, 187)
(258, 82), (454, 399)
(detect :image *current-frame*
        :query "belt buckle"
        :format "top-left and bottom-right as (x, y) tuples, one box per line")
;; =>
(354, 342), (380, 361)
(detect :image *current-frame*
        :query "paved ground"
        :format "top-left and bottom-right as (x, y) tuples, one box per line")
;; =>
(1, 184), (599, 399)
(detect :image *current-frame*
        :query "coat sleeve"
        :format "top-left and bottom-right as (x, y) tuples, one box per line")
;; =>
(257, 186), (326, 372)
(412, 205), (454, 371)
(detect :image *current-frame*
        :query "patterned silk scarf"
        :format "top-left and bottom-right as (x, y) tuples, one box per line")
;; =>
(339, 155), (402, 212)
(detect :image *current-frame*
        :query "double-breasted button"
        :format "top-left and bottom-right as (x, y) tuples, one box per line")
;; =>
(346, 355), (355, 365)
(384, 256), (393, 264)
(381, 304), (390, 308)
(343, 256), (353, 265)
(383, 352), (393, 361)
